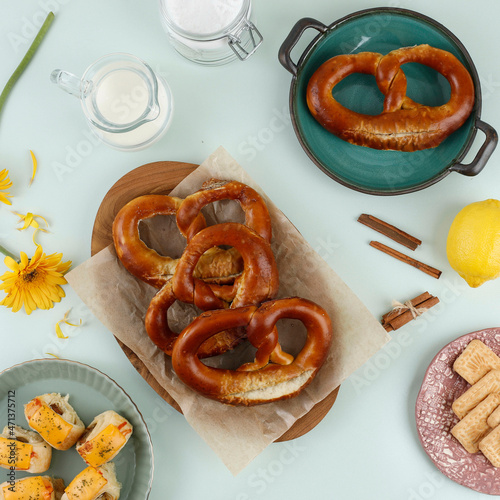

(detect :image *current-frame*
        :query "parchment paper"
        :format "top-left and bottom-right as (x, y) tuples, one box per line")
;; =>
(67, 147), (390, 475)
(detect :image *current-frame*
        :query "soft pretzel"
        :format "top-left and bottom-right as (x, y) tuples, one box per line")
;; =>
(171, 297), (333, 406)
(146, 222), (278, 357)
(306, 44), (475, 151)
(176, 179), (272, 243)
(172, 222), (279, 309)
(145, 280), (246, 357)
(112, 194), (243, 288)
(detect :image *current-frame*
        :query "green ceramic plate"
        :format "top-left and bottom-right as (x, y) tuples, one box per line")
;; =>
(279, 8), (497, 195)
(0, 359), (153, 499)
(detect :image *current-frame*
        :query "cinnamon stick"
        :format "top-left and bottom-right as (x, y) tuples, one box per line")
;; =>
(358, 214), (422, 250)
(369, 241), (442, 279)
(381, 292), (432, 325)
(383, 295), (440, 332)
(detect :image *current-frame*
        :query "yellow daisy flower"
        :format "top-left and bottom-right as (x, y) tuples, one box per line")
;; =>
(0, 169), (13, 205)
(0, 245), (72, 315)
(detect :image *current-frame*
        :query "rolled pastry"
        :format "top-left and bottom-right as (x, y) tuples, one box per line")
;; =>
(0, 476), (65, 500)
(0, 425), (52, 473)
(24, 394), (85, 450)
(61, 463), (121, 500)
(76, 411), (133, 467)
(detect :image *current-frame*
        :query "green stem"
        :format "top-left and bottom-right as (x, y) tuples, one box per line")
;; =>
(0, 12), (55, 119)
(0, 244), (17, 261)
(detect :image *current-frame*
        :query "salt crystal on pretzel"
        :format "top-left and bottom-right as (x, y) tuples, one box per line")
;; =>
(451, 393), (500, 453)
(452, 370), (500, 419)
(453, 339), (500, 385)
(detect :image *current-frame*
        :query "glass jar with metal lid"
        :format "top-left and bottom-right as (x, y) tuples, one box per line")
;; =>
(159, 0), (263, 65)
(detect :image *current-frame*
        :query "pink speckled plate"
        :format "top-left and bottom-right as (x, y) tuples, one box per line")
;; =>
(416, 328), (500, 494)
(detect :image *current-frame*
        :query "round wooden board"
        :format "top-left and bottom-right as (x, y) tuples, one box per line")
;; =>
(91, 161), (340, 442)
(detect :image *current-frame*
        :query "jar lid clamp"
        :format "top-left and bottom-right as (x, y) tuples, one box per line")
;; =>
(228, 19), (263, 61)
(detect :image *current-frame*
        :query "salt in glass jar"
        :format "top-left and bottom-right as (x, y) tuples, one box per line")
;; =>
(159, 0), (263, 65)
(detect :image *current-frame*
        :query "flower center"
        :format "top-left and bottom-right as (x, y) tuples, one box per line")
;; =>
(23, 269), (38, 283)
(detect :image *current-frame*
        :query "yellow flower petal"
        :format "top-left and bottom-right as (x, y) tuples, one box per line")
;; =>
(19, 252), (29, 267)
(13, 292), (26, 314)
(14, 212), (49, 244)
(31, 245), (43, 262)
(55, 309), (82, 339)
(0, 169), (12, 205)
(0, 193), (12, 205)
(65, 319), (82, 328)
(0, 170), (9, 182)
(3, 255), (19, 271)
(43, 274), (67, 286)
(24, 291), (37, 314)
(29, 150), (37, 187)
(55, 322), (68, 339)
(25, 212), (34, 226)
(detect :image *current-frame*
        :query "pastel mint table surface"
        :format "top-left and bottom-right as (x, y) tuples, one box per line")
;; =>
(1, 1), (500, 499)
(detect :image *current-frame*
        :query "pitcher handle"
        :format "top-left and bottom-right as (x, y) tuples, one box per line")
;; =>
(50, 69), (91, 98)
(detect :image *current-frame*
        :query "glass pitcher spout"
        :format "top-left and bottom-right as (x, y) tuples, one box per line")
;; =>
(146, 101), (161, 122)
(50, 69), (92, 98)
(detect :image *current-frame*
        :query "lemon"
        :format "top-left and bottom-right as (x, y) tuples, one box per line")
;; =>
(446, 199), (500, 287)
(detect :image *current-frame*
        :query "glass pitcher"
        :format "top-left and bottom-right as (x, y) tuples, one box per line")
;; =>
(51, 53), (174, 151)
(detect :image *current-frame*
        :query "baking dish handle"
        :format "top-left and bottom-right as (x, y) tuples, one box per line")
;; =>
(279, 17), (328, 77)
(449, 120), (498, 176)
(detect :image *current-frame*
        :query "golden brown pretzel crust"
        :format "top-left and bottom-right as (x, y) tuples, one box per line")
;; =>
(112, 194), (243, 288)
(176, 180), (272, 242)
(171, 298), (333, 406)
(146, 222), (278, 358)
(144, 281), (246, 357)
(172, 222), (279, 309)
(306, 44), (475, 151)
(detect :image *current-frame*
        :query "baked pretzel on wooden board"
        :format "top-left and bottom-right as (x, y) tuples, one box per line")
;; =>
(113, 179), (335, 405)
(145, 280), (247, 357)
(171, 297), (333, 406)
(172, 222), (279, 309)
(112, 194), (243, 288)
(306, 44), (475, 151)
(176, 179), (273, 243)
(146, 222), (279, 357)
